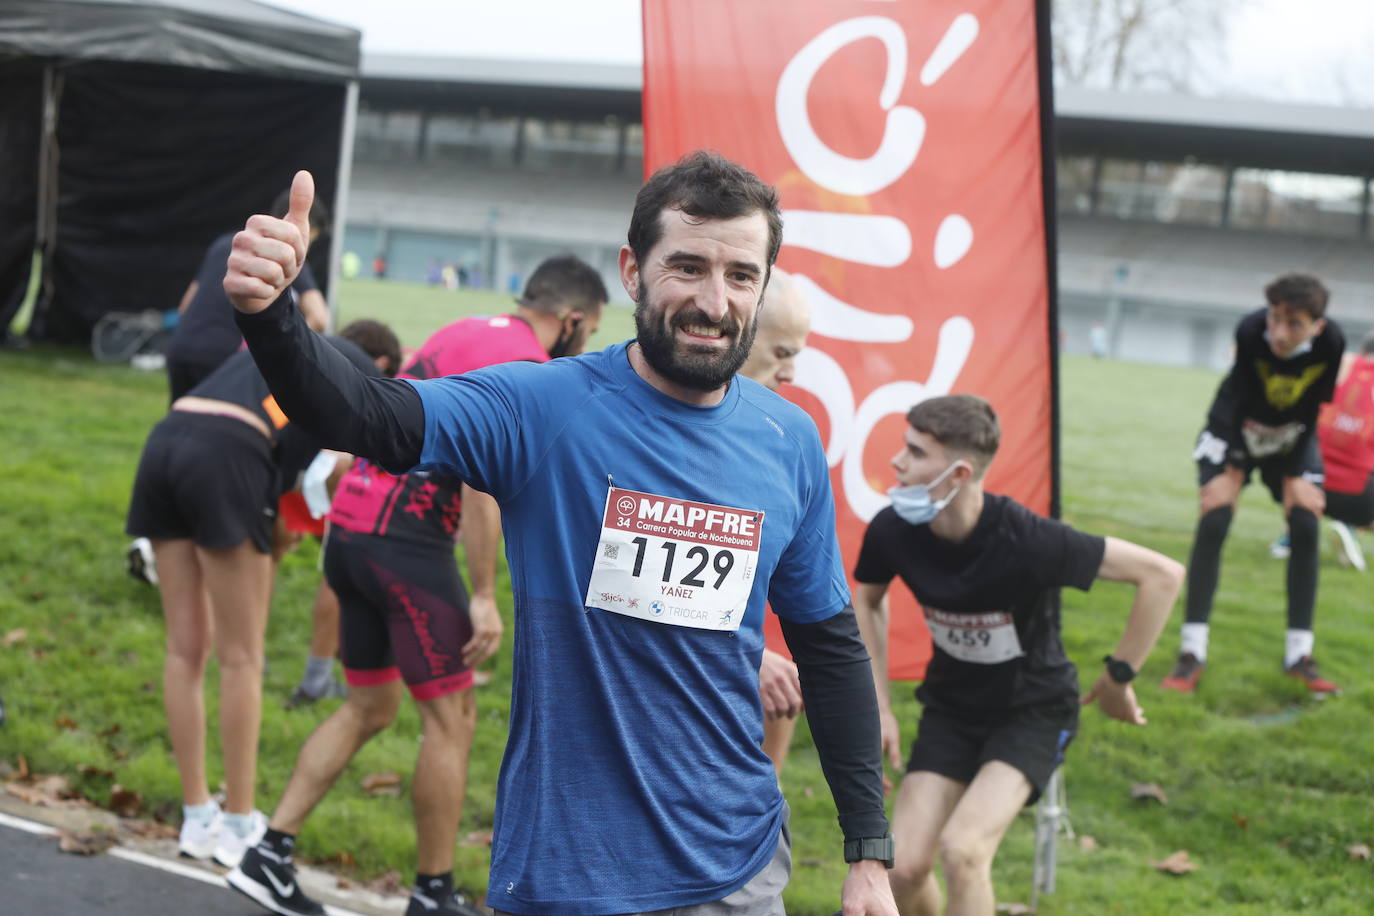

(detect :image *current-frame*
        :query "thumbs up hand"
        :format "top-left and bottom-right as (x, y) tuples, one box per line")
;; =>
(225, 170), (314, 314)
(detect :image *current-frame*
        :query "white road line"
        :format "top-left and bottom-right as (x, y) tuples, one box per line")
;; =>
(0, 810), (373, 916)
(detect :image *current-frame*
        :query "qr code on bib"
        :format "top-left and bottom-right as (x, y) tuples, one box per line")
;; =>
(602, 544), (619, 560)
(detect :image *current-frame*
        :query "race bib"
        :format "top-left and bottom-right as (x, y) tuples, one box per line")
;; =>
(1241, 419), (1304, 458)
(585, 486), (763, 631)
(925, 607), (1024, 665)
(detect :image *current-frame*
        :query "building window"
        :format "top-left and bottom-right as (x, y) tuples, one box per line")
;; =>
(623, 122), (644, 178)
(1096, 158), (1225, 225)
(523, 117), (622, 174)
(354, 108), (422, 161)
(425, 112), (519, 167)
(1230, 169), (1364, 236)
(1056, 155), (1095, 215)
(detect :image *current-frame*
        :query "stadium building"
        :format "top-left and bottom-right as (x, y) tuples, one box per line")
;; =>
(345, 55), (1374, 369)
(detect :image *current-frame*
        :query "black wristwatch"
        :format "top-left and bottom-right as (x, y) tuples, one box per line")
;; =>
(843, 835), (895, 868)
(1103, 654), (1136, 684)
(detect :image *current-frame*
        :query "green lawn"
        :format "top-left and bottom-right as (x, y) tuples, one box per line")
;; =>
(1, 279), (1372, 914)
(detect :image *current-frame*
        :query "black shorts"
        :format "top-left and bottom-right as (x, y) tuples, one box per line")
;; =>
(1194, 423), (1323, 505)
(1325, 474), (1374, 527)
(323, 527), (474, 700)
(907, 702), (1077, 804)
(125, 411), (277, 553)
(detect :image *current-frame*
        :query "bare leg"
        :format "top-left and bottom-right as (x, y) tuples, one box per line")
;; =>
(890, 771), (966, 916)
(413, 688), (477, 874)
(308, 579), (340, 660)
(270, 682), (402, 833)
(761, 714), (798, 772)
(154, 539), (213, 806)
(940, 761), (1033, 916)
(197, 541), (273, 815)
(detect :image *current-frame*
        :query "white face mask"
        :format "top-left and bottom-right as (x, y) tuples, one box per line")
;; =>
(888, 460), (962, 526)
(1263, 329), (1314, 361)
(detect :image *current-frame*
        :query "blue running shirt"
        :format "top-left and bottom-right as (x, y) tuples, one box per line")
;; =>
(408, 342), (850, 915)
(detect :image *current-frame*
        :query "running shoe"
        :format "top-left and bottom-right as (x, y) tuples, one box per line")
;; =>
(126, 537), (158, 586)
(1269, 531), (1291, 560)
(284, 678), (348, 709)
(178, 804), (222, 860)
(1160, 651), (1205, 692)
(213, 809), (269, 868)
(404, 890), (487, 916)
(1327, 521), (1366, 572)
(226, 844), (324, 916)
(1285, 655), (1340, 695)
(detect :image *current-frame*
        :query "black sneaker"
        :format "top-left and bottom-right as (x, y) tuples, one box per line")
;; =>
(226, 845), (324, 916)
(404, 889), (487, 915)
(284, 678), (347, 709)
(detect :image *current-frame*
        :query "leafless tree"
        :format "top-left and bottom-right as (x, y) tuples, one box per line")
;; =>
(1052, 0), (1244, 93)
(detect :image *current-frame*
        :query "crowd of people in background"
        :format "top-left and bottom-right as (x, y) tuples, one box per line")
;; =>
(107, 149), (1368, 916)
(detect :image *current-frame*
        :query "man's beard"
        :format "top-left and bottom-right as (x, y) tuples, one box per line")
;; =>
(634, 291), (757, 392)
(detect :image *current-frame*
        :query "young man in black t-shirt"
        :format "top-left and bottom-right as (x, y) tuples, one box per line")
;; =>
(853, 395), (1183, 916)
(1164, 273), (1345, 695)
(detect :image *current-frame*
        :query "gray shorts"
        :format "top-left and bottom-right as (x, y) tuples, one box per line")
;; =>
(493, 806), (792, 916)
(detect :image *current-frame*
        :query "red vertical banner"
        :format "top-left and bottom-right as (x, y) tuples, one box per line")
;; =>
(642, 0), (1057, 679)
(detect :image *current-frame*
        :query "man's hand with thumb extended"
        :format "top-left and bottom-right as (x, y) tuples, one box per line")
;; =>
(224, 169), (314, 315)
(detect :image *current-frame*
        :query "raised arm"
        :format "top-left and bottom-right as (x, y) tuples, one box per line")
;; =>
(225, 170), (423, 473)
(1081, 536), (1185, 724)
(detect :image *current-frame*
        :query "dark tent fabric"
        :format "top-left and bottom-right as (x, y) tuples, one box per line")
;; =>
(0, 0), (359, 82)
(0, 0), (360, 343)
(0, 59), (42, 340)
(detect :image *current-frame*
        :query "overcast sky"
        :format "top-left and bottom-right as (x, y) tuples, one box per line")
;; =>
(268, 0), (1374, 107)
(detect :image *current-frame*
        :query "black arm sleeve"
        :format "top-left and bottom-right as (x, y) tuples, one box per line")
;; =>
(780, 608), (889, 842)
(234, 292), (425, 474)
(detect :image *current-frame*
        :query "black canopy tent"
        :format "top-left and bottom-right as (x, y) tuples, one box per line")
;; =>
(0, 0), (361, 344)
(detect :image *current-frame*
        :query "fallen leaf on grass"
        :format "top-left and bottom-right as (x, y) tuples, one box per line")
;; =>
(108, 785), (143, 818)
(6, 774), (92, 809)
(119, 819), (178, 841)
(1130, 782), (1169, 804)
(317, 849), (356, 868)
(995, 904), (1034, 914)
(1078, 835), (1099, 851)
(1349, 844), (1371, 861)
(460, 830), (493, 847)
(1232, 813), (1249, 830)
(98, 724), (122, 739)
(1151, 850), (1198, 875)
(57, 830), (117, 856)
(55, 715), (77, 731)
(77, 764), (115, 781)
(2, 629), (27, 647)
(360, 771), (402, 797)
(363, 870), (406, 896)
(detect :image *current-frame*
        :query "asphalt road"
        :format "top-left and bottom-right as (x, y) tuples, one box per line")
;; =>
(0, 809), (392, 915)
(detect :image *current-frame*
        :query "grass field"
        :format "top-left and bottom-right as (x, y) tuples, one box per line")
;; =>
(2, 278), (1373, 914)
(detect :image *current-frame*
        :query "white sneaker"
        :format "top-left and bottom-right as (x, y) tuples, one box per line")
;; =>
(213, 810), (268, 868)
(1328, 520), (1366, 572)
(126, 537), (158, 586)
(178, 804), (222, 860)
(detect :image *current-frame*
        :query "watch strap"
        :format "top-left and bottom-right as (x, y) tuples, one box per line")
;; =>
(843, 835), (894, 868)
(1103, 654), (1136, 684)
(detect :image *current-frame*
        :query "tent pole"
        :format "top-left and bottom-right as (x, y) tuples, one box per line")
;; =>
(326, 79), (360, 331)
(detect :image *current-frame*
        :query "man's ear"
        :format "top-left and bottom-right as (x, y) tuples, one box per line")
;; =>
(618, 245), (639, 301)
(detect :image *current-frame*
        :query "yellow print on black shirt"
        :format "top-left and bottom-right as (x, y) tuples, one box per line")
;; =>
(1255, 360), (1328, 410)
